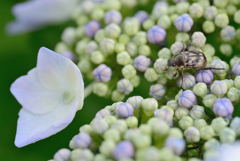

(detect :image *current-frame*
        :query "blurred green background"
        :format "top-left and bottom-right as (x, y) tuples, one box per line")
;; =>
(0, 1), (111, 161)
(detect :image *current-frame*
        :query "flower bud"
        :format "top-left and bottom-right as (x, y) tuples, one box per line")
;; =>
(69, 133), (92, 149)
(184, 127), (200, 143)
(99, 140), (115, 156)
(113, 141), (134, 160)
(194, 119), (207, 130)
(122, 65), (137, 79)
(178, 90), (197, 108)
(134, 55), (151, 72)
(54, 148), (71, 161)
(221, 26), (236, 41)
(105, 23), (121, 39)
(211, 117), (227, 134)
(214, 13), (229, 28)
(193, 83), (208, 97)
(96, 109), (111, 118)
(100, 38), (115, 54)
(210, 80), (228, 97)
(200, 126), (215, 140)
(203, 20), (215, 33)
(213, 98), (234, 117)
(93, 82), (108, 97)
(230, 117), (240, 135)
(190, 105), (205, 119)
(91, 118), (109, 134)
(117, 79), (134, 95)
(204, 6), (217, 20)
(115, 103), (134, 118)
(189, 3), (203, 18)
(158, 48), (171, 59)
(134, 11), (148, 24)
(170, 42), (185, 55)
(165, 137), (185, 155)
(154, 58), (168, 73)
(203, 94), (217, 108)
(105, 10), (122, 24)
(175, 107), (189, 120)
(219, 127), (236, 143)
(142, 98), (158, 116)
(93, 64), (112, 82)
(234, 76), (240, 89)
(179, 116), (193, 130)
(227, 87), (240, 102)
(126, 96), (143, 109)
(149, 84), (166, 100)
(196, 70), (213, 84)
(147, 26), (166, 44)
(191, 32), (206, 47)
(177, 73), (196, 89)
(174, 14), (193, 32)
(124, 18), (140, 36)
(232, 63), (240, 76)
(71, 149), (93, 161)
(84, 20), (101, 37)
(154, 108), (173, 125)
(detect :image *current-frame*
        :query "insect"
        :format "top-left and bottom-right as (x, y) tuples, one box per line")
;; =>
(168, 44), (225, 71)
(168, 43), (225, 86)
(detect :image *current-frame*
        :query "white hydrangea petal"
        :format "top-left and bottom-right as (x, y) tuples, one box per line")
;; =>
(10, 69), (60, 114)
(7, 0), (79, 34)
(15, 103), (77, 148)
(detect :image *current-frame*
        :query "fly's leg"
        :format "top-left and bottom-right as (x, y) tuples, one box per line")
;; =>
(202, 67), (225, 70)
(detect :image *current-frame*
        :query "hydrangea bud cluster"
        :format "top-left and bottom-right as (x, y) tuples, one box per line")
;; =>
(49, 0), (240, 160)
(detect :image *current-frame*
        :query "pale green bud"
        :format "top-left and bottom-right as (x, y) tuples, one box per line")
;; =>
(61, 27), (76, 45)
(176, 33), (190, 43)
(105, 24), (121, 39)
(129, 75), (140, 87)
(204, 139), (219, 151)
(167, 100), (178, 110)
(203, 94), (217, 108)
(144, 68), (159, 82)
(214, 0), (229, 8)
(190, 105), (205, 119)
(184, 127), (200, 143)
(169, 128), (183, 138)
(215, 13), (229, 28)
(154, 58), (168, 73)
(124, 18), (140, 36)
(79, 125), (93, 134)
(95, 30), (105, 42)
(139, 45), (151, 56)
(148, 118), (170, 135)
(139, 124), (152, 136)
(117, 51), (132, 65)
(77, 59), (91, 73)
(132, 134), (151, 149)
(193, 83), (208, 97)
(143, 19), (154, 30)
(194, 119), (207, 130)
(104, 129), (120, 142)
(91, 51), (104, 64)
(234, 76), (240, 89)
(175, 108), (189, 120)
(226, 5), (237, 15)
(122, 65), (137, 79)
(126, 116), (138, 128)
(179, 116), (193, 130)
(71, 149), (93, 161)
(133, 32), (147, 46)
(93, 82), (108, 97)
(91, 118), (109, 134)
(202, 20), (215, 33)
(211, 117), (227, 134)
(126, 42), (138, 56)
(142, 98), (158, 116)
(91, 8), (104, 20)
(176, 2), (190, 14)
(136, 147), (160, 161)
(191, 32), (206, 48)
(200, 126), (215, 140)
(234, 10), (240, 24)
(111, 120), (128, 133)
(158, 48), (171, 59)
(219, 127), (236, 143)
(99, 140), (115, 156)
(220, 44), (232, 56)
(227, 87), (240, 102)
(115, 43), (125, 53)
(158, 15), (171, 29)
(55, 42), (68, 53)
(112, 90), (125, 102)
(189, 3), (204, 18)
(119, 34), (130, 44)
(100, 38), (115, 54)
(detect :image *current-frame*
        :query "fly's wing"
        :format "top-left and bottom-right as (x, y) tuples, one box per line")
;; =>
(182, 51), (207, 69)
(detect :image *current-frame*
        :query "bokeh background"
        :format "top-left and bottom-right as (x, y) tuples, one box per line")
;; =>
(0, 1), (112, 161)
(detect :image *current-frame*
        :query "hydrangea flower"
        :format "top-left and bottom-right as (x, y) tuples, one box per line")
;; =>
(10, 47), (84, 147)
(7, 0), (79, 34)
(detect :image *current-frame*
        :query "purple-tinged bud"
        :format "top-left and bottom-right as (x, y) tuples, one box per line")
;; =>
(147, 26), (166, 44)
(232, 63), (240, 76)
(154, 109), (173, 125)
(134, 55), (151, 72)
(54, 148), (71, 161)
(165, 137), (186, 155)
(134, 11), (149, 24)
(178, 73), (196, 89)
(105, 10), (122, 24)
(84, 20), (101, 37)
(213, 98), (234, 117)
(93, 64), (112, 82)
(113, 141), (134, 160)
(117, 79), (133, 95)
(174, 14), (193, 32)
(96, 109), (111, 118)
(196, 70), (213, 84)
(149, 84), (166, 100)
(115, 103), (134, 118)
(69, 133), (92, 149)
(178, 90), (197, 108)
